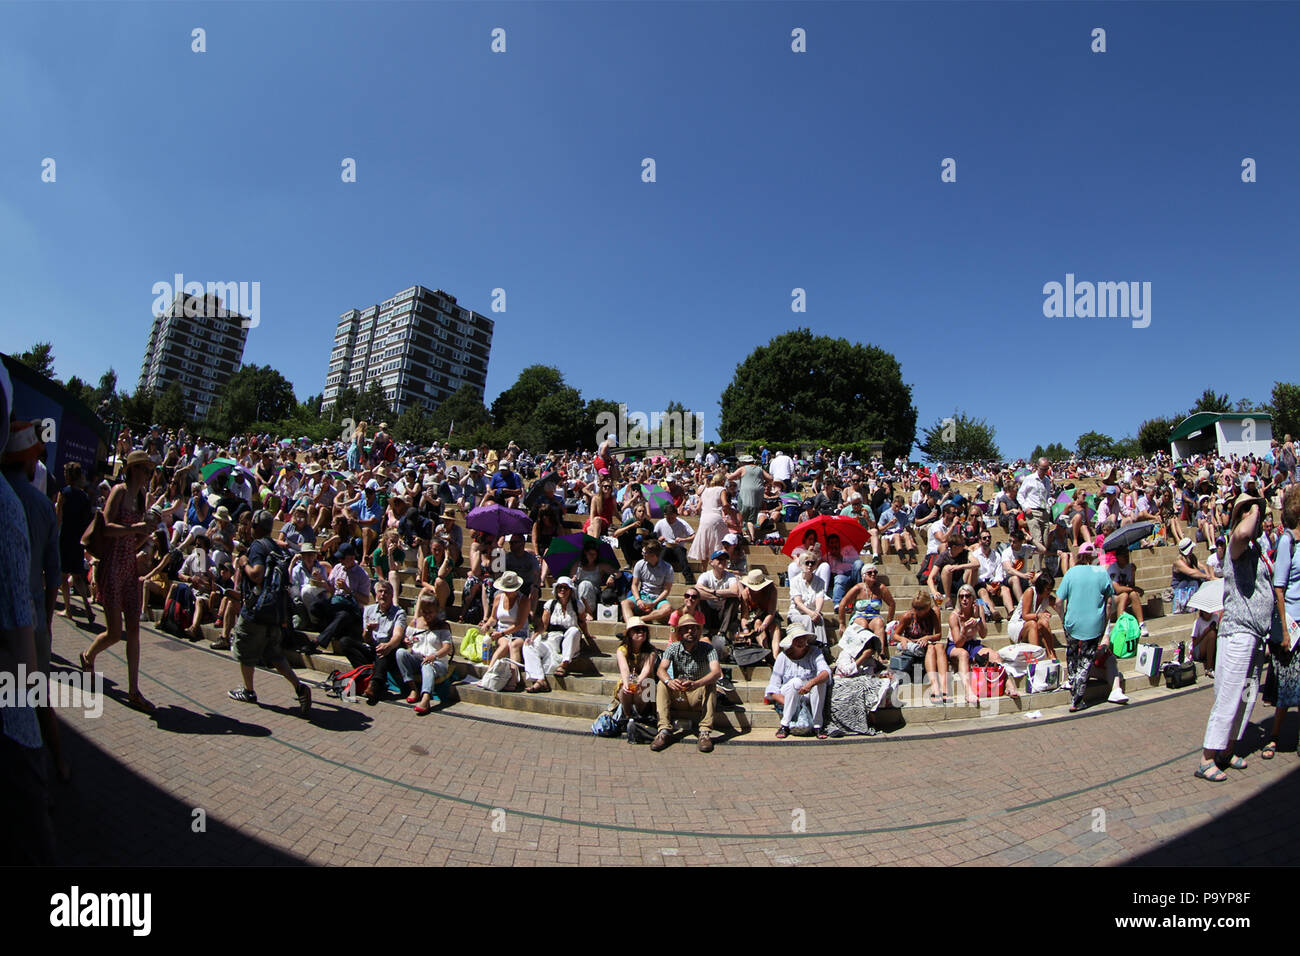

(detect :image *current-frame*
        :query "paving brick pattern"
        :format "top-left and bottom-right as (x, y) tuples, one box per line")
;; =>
(45, 615), (1300, 866)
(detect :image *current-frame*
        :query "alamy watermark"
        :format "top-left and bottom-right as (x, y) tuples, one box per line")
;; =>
(595, 404), (704, 457)
(1042, 273), (1150, 329)
(1, 665), (104, 718)
(151, 273), (260, 329)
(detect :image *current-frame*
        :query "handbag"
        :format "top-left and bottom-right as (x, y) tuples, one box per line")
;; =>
(80, 509), (107, 561)
(1162, 660), (1197, 689)
(477, 657), (518, 692)
(459, 626), (484, 663)
(731, 644), (769, 667)
(970, 663), (1007, 699)
(1025, 659), (1061, 693)
(1136, 643), (1163, 678)
(597, 604), (618, 622)
(625, 715), (658, 744)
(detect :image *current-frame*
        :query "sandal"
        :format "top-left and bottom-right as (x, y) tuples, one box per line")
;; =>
(1261, 741), (1277, 760)
(554, 663), (568, 678)
(1194, 762), (1228, 782)
(1226, 755), (1248, 771)
(816, 729), (829, 739)
(525, 680), (550, 694)
(775, 725), (790, 739)
(127, 692), (157, 714)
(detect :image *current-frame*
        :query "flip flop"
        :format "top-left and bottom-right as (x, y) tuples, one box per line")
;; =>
(78, 651), (91, 673)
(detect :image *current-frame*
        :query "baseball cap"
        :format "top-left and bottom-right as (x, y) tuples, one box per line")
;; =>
(722, 533), (739, 546)
(710, 549), (728, 561)
(365, 479), (379, 491)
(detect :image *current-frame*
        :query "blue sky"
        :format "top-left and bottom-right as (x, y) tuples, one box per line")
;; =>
(2, 1), (1297, 458)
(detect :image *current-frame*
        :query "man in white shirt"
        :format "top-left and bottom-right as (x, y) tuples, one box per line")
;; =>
(695, 550), (741, 638)
(1017, 458), (1055, 548)
(654, 503), (695, 574)
(769, 450), (795, 490)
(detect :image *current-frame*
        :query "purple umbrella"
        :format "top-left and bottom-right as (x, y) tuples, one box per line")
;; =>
(466, 503), (533, 538)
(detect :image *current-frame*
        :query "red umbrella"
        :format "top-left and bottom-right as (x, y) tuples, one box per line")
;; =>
(782, 515), (871, 557)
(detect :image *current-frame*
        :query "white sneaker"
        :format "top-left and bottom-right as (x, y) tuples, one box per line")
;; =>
(1108, 690), (1130, 705)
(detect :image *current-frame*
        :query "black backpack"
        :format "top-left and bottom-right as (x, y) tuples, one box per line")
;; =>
(246, 542), (291, 625)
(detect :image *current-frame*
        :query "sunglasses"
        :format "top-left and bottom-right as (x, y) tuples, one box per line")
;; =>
(684, 593), (699, 599)
(864, 570), (878, 575)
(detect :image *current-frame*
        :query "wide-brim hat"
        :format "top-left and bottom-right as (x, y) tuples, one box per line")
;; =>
(1177, 536), (1195, 555)
(304, 463), (323, 475)
(1230, 493), (1266, 527)
(553, 576), (574, 590)
(496, 571), (523, 593)
(215, 506), (232, 521)
(743, 568), (772, 590)
(124, 449), (153, 472)
(623, 617), (649, 634)
(779, 624), (815, 651)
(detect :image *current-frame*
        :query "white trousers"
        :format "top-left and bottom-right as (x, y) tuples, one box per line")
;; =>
(1201, 631), (1263, 752)
(522, 627), (581, 681)
(778, 676), (825, 729)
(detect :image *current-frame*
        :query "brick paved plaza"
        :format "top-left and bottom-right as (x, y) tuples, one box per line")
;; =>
(44, 615), (1300, 867)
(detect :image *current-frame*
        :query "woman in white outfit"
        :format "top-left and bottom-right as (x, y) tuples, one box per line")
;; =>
(1196, 492), (1273, 782)
(764, 625), (831, 739)
(523, 577), (593, 692)
(394, 594), (454, 715)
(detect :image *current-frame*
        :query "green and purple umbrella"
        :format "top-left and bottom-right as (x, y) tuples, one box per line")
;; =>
(542, 532), (619, 578)
(616, 482), (674, 517)
(201, 457), (256, 487)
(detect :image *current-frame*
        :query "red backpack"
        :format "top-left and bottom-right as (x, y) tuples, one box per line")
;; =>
(324, 664), (373, 699)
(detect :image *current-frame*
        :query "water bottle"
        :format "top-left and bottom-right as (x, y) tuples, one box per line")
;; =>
(481, 637), (492, 663)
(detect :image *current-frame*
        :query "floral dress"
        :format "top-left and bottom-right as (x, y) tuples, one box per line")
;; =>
(102, 495), (144, 614)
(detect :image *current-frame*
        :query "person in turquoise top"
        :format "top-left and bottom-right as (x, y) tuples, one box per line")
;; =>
(1056, 542), (1127, 712)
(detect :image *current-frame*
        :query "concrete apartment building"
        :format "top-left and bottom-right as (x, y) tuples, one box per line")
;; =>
(138, 292), (249, 420)
(322, 285), (493, 413)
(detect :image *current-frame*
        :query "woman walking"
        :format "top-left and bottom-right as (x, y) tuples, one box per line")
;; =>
(1196, 490), (1274, 781)
(82, 450), (157, 714)
(1262, 486), (1300, 759)
(728, 456), (772, 541)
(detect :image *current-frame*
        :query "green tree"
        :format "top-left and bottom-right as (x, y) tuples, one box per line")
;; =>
(353, 382), (392, 428)
(490, 365), (588, 451)
(1270, 382), (1300, 441)
(120, 387), (155, 428)
(1109, 435), (1141, 460)
(719, 329), (917, 459)
(16, 342), (55, 378)
(586, 397), (621, 445)
(1030, 442), (1072, 462)
(1189, 388), (1232, 415)
(1137, 416), (1178, 455)
(63, 375), (96, 407)
(207, 364), (297, 435)
(93, 368), (122, 420)
(430, 384), (491, 442)
(153, 381), (187, 429)
(1076, 431), (1114, 459)
(917, 411), (1000, 462)
(326, 385), (359, 424)
(393, 402), (434, 446)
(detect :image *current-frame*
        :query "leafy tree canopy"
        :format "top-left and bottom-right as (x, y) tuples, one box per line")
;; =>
(719, 329), (917, 460)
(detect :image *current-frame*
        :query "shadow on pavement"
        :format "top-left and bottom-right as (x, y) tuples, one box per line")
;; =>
(48, 722), (308, 866)
(1124, 713), (1300, 866)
